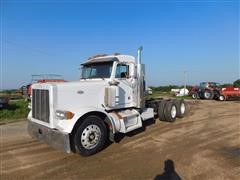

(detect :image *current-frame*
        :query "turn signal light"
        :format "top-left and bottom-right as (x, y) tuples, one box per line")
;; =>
(65, 111), (74, 119)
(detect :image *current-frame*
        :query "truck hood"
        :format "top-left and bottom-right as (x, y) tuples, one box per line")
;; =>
(53, 80), (109, 111)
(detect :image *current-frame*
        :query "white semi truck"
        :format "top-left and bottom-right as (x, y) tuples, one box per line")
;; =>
(28, 47), (187, 156)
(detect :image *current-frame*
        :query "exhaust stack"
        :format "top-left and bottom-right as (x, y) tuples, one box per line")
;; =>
(136, 46), (145, 109)
(137, 46), (143, 64)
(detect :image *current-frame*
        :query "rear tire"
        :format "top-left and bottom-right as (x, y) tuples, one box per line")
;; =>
(174, 99), (186, 118)
(199, 91), (205, 99)
(158, 101), (167, 121)
(203, 89), (214, 100)
(164, 101), (177, 122)
(74, 115), (107, 156)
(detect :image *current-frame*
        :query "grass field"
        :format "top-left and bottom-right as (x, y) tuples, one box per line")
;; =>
(0, 92), (23, 100)
(0, 100), (29, 124)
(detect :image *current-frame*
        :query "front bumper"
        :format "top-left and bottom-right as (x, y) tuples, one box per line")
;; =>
(28, 120), (71, 153)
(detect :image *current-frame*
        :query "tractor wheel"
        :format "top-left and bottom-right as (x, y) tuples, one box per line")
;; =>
(219, 95), (226, 101)
(199, 91), (205, 99)
(192, 93), (198, 99)
(74, 115), (107, 156)
(213, 90), (221, 100)
(164, 101), (177, 122)
(203, 89), (214, 100)
(158, 101), (167, 121)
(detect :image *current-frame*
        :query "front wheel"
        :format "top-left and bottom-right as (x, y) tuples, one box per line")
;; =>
(73, 115), (107, 156)
(219, 95), (226, 101)
(192, 93), (198, 99)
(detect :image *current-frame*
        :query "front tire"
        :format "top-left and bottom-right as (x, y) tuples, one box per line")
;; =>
(192, 93), (198, 99)
(219, 95), (226, 101)
(74, 115), (107, 156)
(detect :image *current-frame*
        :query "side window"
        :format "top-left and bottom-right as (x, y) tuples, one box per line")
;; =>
(82, 67), (91, 78)
(116, 64), (129, 78)
(91, 68), (97, 77)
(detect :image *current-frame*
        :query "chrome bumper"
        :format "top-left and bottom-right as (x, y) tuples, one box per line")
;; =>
(28, 120), (71, 153)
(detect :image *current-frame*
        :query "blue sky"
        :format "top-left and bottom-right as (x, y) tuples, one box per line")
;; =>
(1, 1), (239, 89)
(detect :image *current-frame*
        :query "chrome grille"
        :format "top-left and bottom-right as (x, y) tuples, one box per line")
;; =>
(32, 89), (50, 123)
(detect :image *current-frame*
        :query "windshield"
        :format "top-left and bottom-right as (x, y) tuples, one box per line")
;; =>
(200, 82), (207, 87)
(211, 82), (221, 87)
(200, 82), (220, 87)
(81, 62), (113, 79)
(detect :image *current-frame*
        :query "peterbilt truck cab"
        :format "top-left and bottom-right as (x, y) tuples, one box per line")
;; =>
(28, 47), (187, 156)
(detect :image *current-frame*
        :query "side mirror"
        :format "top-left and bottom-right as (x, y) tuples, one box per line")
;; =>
(108, 80), (120, 86)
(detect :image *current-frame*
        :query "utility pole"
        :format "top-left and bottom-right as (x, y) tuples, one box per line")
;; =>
(183, 70), (187, 96)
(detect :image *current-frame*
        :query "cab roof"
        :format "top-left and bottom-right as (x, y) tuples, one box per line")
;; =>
(81, 54), (135, 65)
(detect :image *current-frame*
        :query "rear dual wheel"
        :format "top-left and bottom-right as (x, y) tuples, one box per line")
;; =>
(158, 101), (167, 121)
(158, 99), (186, 122)
(158, 100), (177, 122)
(164, 101), (177, 122)
(174, 99), (186, 118)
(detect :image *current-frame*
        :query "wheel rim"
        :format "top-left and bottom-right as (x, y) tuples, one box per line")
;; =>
(192, 94), (196, 99)
(81, 124), (101, 150)
(204, 92), (211, 98)
(171, 105), (177, 118)
(219, 96), (224, 101)
(180, 103), (185, 114)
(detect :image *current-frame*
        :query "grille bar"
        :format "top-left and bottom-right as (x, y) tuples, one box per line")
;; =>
(32, 89), (50, 123)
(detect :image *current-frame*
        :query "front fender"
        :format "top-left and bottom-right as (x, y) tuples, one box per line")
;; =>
(55, 107), (114, 134)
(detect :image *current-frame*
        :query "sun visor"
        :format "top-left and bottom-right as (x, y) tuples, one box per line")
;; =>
(81, 57), (119, 65)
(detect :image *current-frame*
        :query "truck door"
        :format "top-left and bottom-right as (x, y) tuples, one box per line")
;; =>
(115, 63), (136, 108)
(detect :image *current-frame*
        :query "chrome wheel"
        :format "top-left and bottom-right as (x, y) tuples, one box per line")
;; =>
(192, 93), (196, 99)
(180, 103), (186, 114)
(219, 95), (225, 101)
(171, 105), (177, 118)
(81, 124), (101, 150)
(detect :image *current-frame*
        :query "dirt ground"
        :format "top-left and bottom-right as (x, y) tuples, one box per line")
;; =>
(0, 100), (240, 180)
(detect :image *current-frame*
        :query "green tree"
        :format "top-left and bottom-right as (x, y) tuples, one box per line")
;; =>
(221, 83), (233, 88)
(233, 79), (240, 87)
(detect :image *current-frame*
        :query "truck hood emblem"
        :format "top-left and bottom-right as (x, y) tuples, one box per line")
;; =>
(77, 90), (84, 94)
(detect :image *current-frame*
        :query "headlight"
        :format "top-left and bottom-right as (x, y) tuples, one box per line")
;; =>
(56, 110), (74, 120)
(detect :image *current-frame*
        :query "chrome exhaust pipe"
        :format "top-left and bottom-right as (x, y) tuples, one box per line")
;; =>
(136, 46), (145, 108)
(137, 46), (143, 64)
